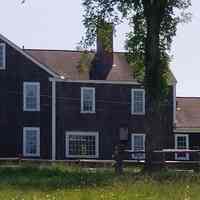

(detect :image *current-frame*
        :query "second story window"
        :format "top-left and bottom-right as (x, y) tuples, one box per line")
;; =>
(131, 89), (145, 115)
(81, 87), (95, 113)
(0, 43), (6, 70)
(23, 82), (40, 111)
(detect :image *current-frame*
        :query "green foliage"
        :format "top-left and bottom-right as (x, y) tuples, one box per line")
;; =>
(82, 0), (191, 101)
(77, 51), (93, 73)
(78, 20), (113, 75)
(126, 49), (171, 100)
(97, 20), (114, 52)
(126, 54), (145, 83)
(81, 0), (119, 48)
(82, 0), (191, 49)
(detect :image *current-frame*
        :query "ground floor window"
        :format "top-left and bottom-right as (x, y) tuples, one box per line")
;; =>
(131, 134), (145, 160)
(66, 131), (99, 158)
(23, 127), (40, 157)
(175, 134), (189, 160)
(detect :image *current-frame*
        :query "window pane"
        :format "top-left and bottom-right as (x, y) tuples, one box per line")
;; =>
(26, 132), (37, 154)
(177, 136), (187, 148)
(134, 136), (143, 150)
(27, 85), (37, 97)
(132, 135), (145, 159)
(134, 91), (143, 101)
(134, 101), (143, 113)
(24, 129), (39, 156)
(176, 135), (188, 160)
(68, 134), (97, 157)
(24, 83), (40, 111)
(26, 97), (37, 110)
(132, 90), (144, 114)
(83, 90), (93, 101)
(82, 88), (94, 112)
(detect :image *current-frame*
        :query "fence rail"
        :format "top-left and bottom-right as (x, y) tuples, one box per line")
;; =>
(0, 149), (200, 172)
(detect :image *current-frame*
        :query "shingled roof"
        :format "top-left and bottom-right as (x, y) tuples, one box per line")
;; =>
(176, 97), (200, 131)
(25, 49), (134, 81)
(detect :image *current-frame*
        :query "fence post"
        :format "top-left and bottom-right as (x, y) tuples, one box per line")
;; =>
(162, 151), (165, 167)
(113, 145), (123, 175)
(196, 151), (200, 172)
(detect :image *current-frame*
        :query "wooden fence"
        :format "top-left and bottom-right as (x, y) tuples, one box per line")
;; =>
(0, 149), (200, 173)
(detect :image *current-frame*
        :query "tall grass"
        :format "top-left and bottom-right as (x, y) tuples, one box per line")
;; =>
(0, 164), (200, 200)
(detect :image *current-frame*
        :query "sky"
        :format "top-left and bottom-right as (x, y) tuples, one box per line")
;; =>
(0, 0), (199, 97)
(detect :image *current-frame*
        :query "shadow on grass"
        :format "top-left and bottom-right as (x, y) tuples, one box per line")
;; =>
(0, 165), (132, 190)
(0, 164), (200, 191)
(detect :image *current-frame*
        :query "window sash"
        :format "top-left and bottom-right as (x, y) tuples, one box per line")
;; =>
(132, 134), (145, 160)
(23, 82), (40, 111)
(0, 43), (6, 69)
(175, 134), (189, 160)
(66, 132), (99, 158)
(131, 89), (145, 115)
(81, 87), (95, 113)
(23, 127), (40, 157)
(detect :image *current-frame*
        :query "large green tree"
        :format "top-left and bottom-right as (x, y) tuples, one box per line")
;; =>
(82, 0), (191, 168)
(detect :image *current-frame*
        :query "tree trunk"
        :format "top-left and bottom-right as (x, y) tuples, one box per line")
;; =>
(142, 1), (166, 170)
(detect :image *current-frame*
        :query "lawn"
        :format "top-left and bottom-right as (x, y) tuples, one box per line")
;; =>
(0, 164), (200, 200)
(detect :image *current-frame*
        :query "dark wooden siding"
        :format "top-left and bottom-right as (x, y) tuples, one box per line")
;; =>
(0, 38), (174, 160)
(0, 39), (52, 159)
(56, 82), (174, 160)
(189, 134), (200, 160)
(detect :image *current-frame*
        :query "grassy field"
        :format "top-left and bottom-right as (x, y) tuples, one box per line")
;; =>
(0, 164), (200, 200)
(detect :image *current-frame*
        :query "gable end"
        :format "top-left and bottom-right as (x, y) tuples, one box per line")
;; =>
(0, 33), (60, 78)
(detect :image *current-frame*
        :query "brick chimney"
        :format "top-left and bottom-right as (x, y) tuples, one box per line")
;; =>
(90, 21), (114, 80)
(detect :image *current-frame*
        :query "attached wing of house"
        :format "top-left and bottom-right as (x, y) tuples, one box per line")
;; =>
(175, 97), (200, 133)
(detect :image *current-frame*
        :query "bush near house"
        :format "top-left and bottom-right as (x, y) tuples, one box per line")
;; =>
(0, 164), (200, 200)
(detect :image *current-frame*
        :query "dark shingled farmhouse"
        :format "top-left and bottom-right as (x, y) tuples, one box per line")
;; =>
(0, 30), (197, 161)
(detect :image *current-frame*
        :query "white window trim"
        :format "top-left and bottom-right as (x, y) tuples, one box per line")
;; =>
(66, 131), (99, 158)
(23, 127), (40, 157)
(131, 133), (145, 160)
(175, 134), (189, 161)
(81, 87), (96, 113)
(131, 88), (145, 115)
(0, 43), (6, 70)
(23, 82), (40, 111)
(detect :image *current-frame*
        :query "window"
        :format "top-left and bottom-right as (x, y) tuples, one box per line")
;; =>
(81, 87), (95, 113)
(0, 43), (6, 69)
(175, 134), (189, 160)
(23, 82), (40, 111)
(131, 134), (145, 160)
(23, 127), (40, 157)
(131, 89), (145, 115)
(66, 131), (99, 158)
